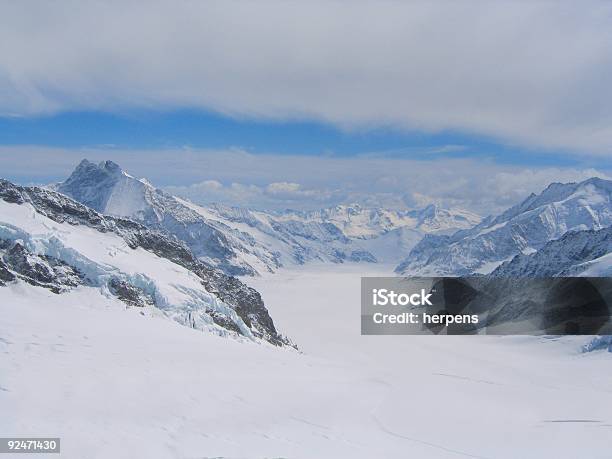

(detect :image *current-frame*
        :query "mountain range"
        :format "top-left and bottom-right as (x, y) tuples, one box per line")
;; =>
(491, 225), (612, 277)
(50, 161), (612, 280)
(55, 160), (481, 275)
(2, 159), (612, 348)
(396, 177), (612, 276)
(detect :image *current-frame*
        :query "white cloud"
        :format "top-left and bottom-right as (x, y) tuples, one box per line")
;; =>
(2, 146), (605, 215)
(1, 1), (612, 153)
(265, 182), (301, 196)
(264, 182), (333, 202)
(165, 179), (340, 209)
(198, 180), (223, 191)
(167, 163), (610, 215)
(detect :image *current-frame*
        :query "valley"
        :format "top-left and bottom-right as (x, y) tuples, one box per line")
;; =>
(1, 265), (611, 458)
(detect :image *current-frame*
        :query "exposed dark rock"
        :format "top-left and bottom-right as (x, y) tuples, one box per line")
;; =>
(0, 239), (83, 294)
(4, 243), (56, 284)
(207, 310), (244, 335)
(0, 180), (292, 346)
(108, 278), (155, 308)
(0, 259), (15, 285)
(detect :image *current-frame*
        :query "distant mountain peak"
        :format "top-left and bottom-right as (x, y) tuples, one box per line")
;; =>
(581, 176), (612, 190)
(57, 158), (482, 272)
(58, 159), (276, 276)
(100, 159), (122, 173)
(418, 203), (439, 218)
(397, 176), (612, 276)
(72, 158), (123, 177)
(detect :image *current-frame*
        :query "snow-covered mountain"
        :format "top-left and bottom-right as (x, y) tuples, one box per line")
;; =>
(56, 160), (480, 273)
(56, 159), (282, 276)
(473, 227), (612, 336)
(0, 179), (291, 346)
(180, 201), (377, 267)
(182, 201), (479, 266)
(396, 177), (612, 276)
(269, 204), (480, 239)
(491, 226), (612, 277)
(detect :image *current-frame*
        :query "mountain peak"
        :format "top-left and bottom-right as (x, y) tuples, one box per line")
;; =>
(538, 176), (612, 200)
(100, 160), (123, 175)
(58, 159), (143, 216)
(579, 176), (612, 191)
(75, 158), (94, 168)
(419, 203), (439, 218)
(68, 159), (124, 183)
(493, 177), (612, 225)
(397, 176), (612, 276)
(71, 158), (100, 176)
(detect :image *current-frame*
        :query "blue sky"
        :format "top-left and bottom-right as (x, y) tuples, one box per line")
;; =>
(0, 110), (601, 168)
(1, 1), (611, 214)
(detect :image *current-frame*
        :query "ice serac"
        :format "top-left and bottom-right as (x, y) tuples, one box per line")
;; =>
(396, 177), (612, 276)
(58, 160), (279, 276)
(0, 179), (292, 347)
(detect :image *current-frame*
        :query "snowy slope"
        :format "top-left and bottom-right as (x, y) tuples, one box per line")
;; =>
(491, 226), (612, 277)
(0, 179), (289, 346)
(2, 266), (611, 459)
(578, 252), (612, 276)
(397, 177), (612, 276)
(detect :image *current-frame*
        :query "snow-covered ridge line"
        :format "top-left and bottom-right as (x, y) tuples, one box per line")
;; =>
(484, 224), (612, 352)
(261, 203), (481, 238)
(491, 225), (612, 277)
(188, 198), (480, 266)
(396, 176), (612, 276)
(57, 159), (481, 273)
(56, 159), (279, 276)
(0, 179), (292, 347)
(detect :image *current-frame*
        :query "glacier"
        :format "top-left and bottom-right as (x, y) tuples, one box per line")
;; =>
(3, 265), (612, 458)
(0, 179), (291, 346)
(2, 168), (612, 457)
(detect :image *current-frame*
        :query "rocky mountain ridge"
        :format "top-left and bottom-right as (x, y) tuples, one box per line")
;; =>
(0, 179), (291, 346)
(396, 177), (612, 275)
